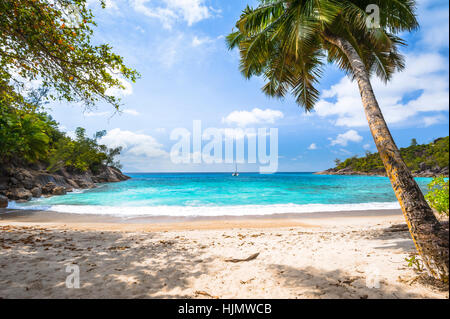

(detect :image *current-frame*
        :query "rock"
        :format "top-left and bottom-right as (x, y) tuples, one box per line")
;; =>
(22, 179), (34, 190)
(0, 164), (129, 199)
(94, 167), (120, 183)
(93, 166), (130, 183)
(0, 195), (8, 208)
(42, 182), (57, 194)
(10, 177), (19, 186)
(35, 174), (57, 187)
(7, 188), (32, 201)
(31, 187), (42, 198)
(52, 186), (67, 196)
(65, 179), (79, 189)
(0, 178), (8, 191)
(74, 178), (95, 189)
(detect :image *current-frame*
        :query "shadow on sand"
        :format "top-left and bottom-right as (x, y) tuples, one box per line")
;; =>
(0, 227), (213, 298)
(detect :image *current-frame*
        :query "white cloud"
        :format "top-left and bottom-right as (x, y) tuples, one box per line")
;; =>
(192, 35), (214, 47)
(100, 128), (168, 158)
(338, 148), (352, 155)
(84, 111), (110, 117)
(314, 53), (449, 128)
(104, 0), (118, 10)
(132, 0), (214, 29)
(122, 109), (140, 116)
(105, 76), (133, 97)
(156, 33), (184, 67)
(223, 108), (284, 127)
(308, 143), (318, 150)
(423, 115), (447, 127)
(330, 130), (363, 146)
(154, 33), (218, 68)
(363, 143), (372, 150)
(417, 0), (449, 51)
(87, 0), (118, 11)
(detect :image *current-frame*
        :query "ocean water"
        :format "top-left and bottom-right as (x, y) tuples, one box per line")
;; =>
(8, 173), (433, 217)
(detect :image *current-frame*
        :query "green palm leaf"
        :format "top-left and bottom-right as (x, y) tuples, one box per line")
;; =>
(227, 0), (417, 111)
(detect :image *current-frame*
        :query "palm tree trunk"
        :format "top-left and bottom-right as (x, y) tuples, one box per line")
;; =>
(323, 33), (449, 282)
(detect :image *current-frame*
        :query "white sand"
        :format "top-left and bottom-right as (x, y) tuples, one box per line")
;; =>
(0, 211), (448, 299)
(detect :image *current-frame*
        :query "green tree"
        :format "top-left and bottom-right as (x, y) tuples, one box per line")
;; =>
(0, 0), (139, 109)
(334, 158), (341, 167)
(0, 102), (60, 162)
(48, 127), (121, 173)
(411, 138), (418, 147)
(227, 0), (448, 281)
(334, 137), (449, 174)
(426, 177), (449, 217)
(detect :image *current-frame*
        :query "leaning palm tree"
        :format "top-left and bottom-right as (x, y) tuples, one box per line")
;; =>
(227, 0), (448, 281)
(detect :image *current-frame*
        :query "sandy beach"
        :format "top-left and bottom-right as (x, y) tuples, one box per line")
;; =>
(0, 209), (448, 299)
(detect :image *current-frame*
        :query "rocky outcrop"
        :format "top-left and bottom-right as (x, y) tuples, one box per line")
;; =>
(92, 166), (129, 183)
(31, 187), (42, 198)
(6, 188), (32, 201)
(0, 163), (130, 206)
(316, 165), (449, 177)
(0, 195), (8, 208)
(52, 186), (67, 196)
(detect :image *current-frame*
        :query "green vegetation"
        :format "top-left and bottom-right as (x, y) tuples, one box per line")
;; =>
(0, 1), (133, 173)
(0, 0), (138, 110)
(226, 0), (414, 111)
(425, 177), (449, 217)
(334, 137), (449, 173)
(0, 97), (122, 173)
(405, 253), (424, 273)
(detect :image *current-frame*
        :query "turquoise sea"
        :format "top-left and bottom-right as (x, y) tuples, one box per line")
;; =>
(9, 173), (433, 217)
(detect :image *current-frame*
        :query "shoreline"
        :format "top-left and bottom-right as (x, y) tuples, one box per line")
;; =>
(1, 207), (448, 299)
(0, 208), (405, 231)
(314, 171), (448, 178)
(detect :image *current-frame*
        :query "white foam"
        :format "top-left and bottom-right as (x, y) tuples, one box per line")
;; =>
(7, 202), (401, 217)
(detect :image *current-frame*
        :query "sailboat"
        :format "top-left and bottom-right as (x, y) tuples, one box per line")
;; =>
(232, 163), (239, 177)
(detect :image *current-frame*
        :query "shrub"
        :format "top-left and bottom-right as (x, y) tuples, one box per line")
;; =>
(425, 177), (449, 217)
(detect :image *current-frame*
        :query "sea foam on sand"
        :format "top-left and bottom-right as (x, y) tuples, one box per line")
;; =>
(7, 202), (401, 217)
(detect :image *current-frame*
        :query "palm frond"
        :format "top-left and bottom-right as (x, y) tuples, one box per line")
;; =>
(226, 0), (417, 110)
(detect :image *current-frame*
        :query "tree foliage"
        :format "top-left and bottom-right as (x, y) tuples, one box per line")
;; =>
(334, 137), (449, 173)
(0, 1), (131, 173)
(425, 177), (449, 217)
(0, 99), (122, 173)
(0, 102), (60, 162)
(226, 0), (417, 111)
(47, 127), (122, 173)
(0, 0), (139, 109)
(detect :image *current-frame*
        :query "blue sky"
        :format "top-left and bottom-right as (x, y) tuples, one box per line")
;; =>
(48, 0), (449, 172)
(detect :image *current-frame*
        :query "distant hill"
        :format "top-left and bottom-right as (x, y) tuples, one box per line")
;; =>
(317, 137), (449, 177)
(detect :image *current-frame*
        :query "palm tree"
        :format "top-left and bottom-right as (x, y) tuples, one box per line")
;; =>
(227, 0), (448, 281)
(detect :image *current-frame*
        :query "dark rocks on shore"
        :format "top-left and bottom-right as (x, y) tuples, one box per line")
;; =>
(41, 181), (57, 194)
(31, 187), (42, 198)
(6, 188), (32, 201)
(52, 186), (67, 196)
(0, 164), (130, 205)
